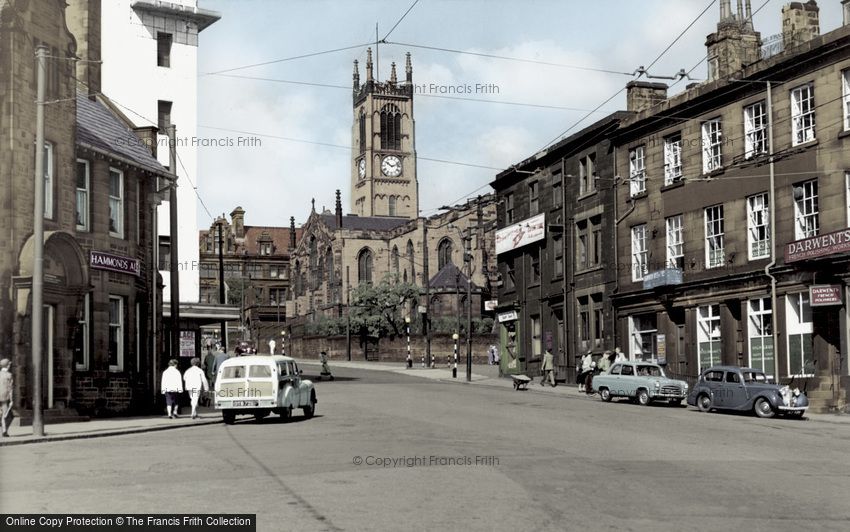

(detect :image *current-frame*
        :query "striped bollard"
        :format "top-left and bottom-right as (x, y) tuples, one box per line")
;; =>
(405, 318), (412, 369)
(452, 333), (459, 379)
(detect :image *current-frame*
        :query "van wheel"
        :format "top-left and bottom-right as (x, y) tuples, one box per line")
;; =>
(222, 411), (235, 425)
(303, 393), (317, 419)
(280, 405), (293, 421)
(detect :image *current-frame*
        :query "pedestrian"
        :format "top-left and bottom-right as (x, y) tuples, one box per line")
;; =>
(487, 345), (495, 365)
(203, 347), (217, 388)
(183, 357), (209, 419)
(540, 348), (556, 387)
(578, 351), (593, 391)
(212, 345), (230, 380)
(599, 350), (612, 373)
(268, 338), (276, 355)
(614, 347), (626, 363)
(0, 358), (13, 437)
(160, 359), (183, 419)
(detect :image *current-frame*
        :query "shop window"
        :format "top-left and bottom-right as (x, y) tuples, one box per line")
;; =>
(629, 314), (657, 361)
(530, 315), (542, 359)
(108, 296), (124, 372)
(786, 293), (814, 377)
(748, 297), (774, 376)
(747, 193), (770, 259)
(697, 304), (721, 369)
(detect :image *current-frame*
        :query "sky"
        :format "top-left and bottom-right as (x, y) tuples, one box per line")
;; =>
(196, 0), (844, 229)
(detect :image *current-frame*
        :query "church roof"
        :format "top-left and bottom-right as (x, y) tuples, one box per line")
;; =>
(429, 263), (479, 291)
(319, 213), (409, 232)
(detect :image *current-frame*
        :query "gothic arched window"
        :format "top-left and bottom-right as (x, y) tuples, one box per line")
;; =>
(406, 240), (415, 282)
(294, 260), (302, 296)
(438, 238), (453, 270)
(380, 104), (401, 151)
(359, 111), (366, 154)
(388, 196), (397, 216)
(358, 248), (373, 284)
(392, 245), (400, 277)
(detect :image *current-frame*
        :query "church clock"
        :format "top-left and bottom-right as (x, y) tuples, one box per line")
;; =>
(381, 155), (402, 177)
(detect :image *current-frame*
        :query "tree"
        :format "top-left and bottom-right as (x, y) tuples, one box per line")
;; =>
(349, 274), (419, 351)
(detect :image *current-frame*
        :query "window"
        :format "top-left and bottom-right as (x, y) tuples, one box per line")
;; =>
(503, 260), (515, 291)
(437, 238), (453, 270)
(270, 266), (279, 278)
(157, 100), (172, 132)
(158, 236), (171, 271)
(530, 315), (542, 358)
(379, 104), (401, 151)
(846, 172), (850, 227)
(270, 288), (285, 306)
(108, 296), (124, 371)
(704, 205), (724, 269)
(786, 292), (814, 377)
(531, 249), (540, 284)
(793, 180), (819, 239)
(790, 83), (816, 145)
(697, 304), (721, 369)
(74, 294), (90, 370)
(553, 235), (563, 278)
(504, 193), (515, 224)
(631, 224), (648, 281)
(578, 296), (590, 347)
(744, 101), (767, 158)
(579, 153), (595, 195)
(359, 112), (367, 153)
(42, 142), (53, 218)
(406, 240), (415, 282)
(552, 171), (563, 207)
(701, 118), (722, 173)
(592, 294), (604, 348)
(843, 69), (850, 131)
(388, 196), (397, 216)
(259, 242), (271, 256)
(748, 297), (774, 375)
(666, 215), (684, 269)
(629, 146), (646, 196)
(75, 159), (89, 231)
(391, 245), (400, 276)
(629, 314), (656, 361)
(357, 248), (373, 283)
(576, 220), (588, 270)
(591, 216), (602, 267)
(528, 180), (539, 214)
(663, 134), (683, 184)
(747, 193), (770, 259)
(109, 168), (124, 237)
(156, 32), (172, 67)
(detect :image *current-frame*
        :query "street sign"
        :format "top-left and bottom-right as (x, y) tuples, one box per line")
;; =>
(497, 310), (518, 322)
(643, 268), (683, 290)
(484, 300), (498, 311)
(785, 228), (850, 263)
(810, 285), (842, 307)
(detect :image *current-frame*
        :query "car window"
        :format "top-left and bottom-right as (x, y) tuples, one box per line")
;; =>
(621, 365), (634, 376)
(222, 366), (245, 379)
(704, 371), (723, 382)
(609, 365), (621, 375)
(249, 365), (272, 378)
(277, 362), (287, 376)
(286, 362), (295, 376)
(637, 365), (662, 377)
(742, 371), (767, 383)
(725, 371), (740, 383)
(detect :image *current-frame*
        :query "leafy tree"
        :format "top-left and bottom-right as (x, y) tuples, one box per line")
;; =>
(349, 274), (419, 341)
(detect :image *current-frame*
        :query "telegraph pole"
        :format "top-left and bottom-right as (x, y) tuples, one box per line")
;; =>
(168, 125), (180, 359)
(217, 219), (226, 350)
(31, 45), (48, 437)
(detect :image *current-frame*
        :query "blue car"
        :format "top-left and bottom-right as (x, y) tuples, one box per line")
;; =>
(687, 366), (808, 418)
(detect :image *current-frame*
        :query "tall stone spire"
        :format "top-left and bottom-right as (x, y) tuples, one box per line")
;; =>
(289, 217), (296, 249)
(736, 0), (744, 22)
(405, 52), (412, 83)
(720, 0), (732, 21)
(389, 62), (397, 84)
(366, 47), (373, 82)
(744, 0), (754, 29)
(353, 59), (360, 90)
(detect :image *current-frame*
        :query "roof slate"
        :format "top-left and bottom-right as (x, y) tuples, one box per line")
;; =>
(319, 213), (409, 232)
(429, 262), (479, 291)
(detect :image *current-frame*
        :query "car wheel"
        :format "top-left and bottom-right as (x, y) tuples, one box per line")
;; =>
(670, 399), (683, 407)
(754, 397), (775, 418)
(280, 405), (293, 421)
(636, 389), (651, 406)
(599, 388), (612, 402)
(222, 411), (235, 425)
(697, 394), (712, 412)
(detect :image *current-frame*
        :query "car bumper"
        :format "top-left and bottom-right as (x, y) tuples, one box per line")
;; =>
(215, 398), (278, 410)
(651, 392), (687, 400)
(777, 405), (808, 413)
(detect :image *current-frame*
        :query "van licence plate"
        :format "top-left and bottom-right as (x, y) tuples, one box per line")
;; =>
(232, 400), (258, 407)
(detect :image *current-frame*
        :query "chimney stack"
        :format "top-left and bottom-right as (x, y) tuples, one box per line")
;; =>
(843, 0), (850, 25)
(782, 1), (820, 50)
(230, 206), (245, 239)
(626, 81), (668, 113)
(335, 190), (343, 228)
(289, 216), (296, 249)
(66, 0), (102, 98)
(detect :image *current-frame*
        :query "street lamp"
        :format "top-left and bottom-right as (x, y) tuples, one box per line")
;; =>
(280, 329), (286, 357)
(405, 316), (412, 368)
(452, 332), (459, 378)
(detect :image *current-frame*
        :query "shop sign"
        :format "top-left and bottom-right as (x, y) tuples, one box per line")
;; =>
(785, 228), (850, 263)
(484, 300), (498, 311)
(90, 251), (141, 277)
(180, 330), (196, 358)
(809, 285), (842, 307)
(495, 213), (545, 254)
(498, 310), (518, 323)
(656, 334), (666, 365)
(643, 268), (683, 290)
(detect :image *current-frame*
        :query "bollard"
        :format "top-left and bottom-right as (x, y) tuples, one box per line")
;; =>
(452, 333), (459, 379)
(405, 318), (412, 369)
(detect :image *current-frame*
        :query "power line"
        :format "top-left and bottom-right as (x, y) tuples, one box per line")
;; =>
(645, 0), (717, 73)
(201, 42), (374, 76)
(382, 0), (420, 41)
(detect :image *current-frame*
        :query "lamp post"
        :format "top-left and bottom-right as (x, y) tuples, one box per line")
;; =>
(405, 317), (412, 368)
(452, 333), (459, 378)
(280, 330), (286, 357)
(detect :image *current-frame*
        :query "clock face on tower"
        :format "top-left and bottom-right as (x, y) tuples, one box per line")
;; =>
(358, 158), (366, 178)
(381, 155), (402, 177)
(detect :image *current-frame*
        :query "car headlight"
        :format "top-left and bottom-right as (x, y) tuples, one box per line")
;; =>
(654, 381), (660, 388)
(683, 383), (688, 391)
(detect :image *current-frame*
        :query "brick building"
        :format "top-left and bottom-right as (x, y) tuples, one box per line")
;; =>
(492, 113), (626, 381)
(611, 0), (850, 412)
(0, 0), (171, 417)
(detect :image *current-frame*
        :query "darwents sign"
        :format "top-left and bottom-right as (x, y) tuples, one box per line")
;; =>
(495, 213), (545, 254)
(90, 250), (141, 277)
(785, 229), (850, 263)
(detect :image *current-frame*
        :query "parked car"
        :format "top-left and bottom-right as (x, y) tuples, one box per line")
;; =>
(592, 361), (689, 406)
(686, 366), (808, 418)
(214, 355), (317, 424)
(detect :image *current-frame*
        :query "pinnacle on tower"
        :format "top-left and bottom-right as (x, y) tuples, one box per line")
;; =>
(390, 62), (397, 84)
(720, 0), (732, 21)
(405, 52), (412, 83)
(737, 0), (744, 21)
(744, 0), (754, 29)
(353, 59), (360, 89)
(366, 47), (373, 81)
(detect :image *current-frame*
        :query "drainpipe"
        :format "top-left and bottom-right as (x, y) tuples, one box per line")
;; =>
(764, 81), (780, 383)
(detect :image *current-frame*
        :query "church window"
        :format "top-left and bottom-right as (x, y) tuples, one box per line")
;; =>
(392, 246), (400, 277)
(360, 111), (367, 153)
(407, 240), (415, 281)
(358, 248), (373, 284)
(380, 104), (402, 151)
(388, 196), (397, 216)
(438, 238), (453, 270)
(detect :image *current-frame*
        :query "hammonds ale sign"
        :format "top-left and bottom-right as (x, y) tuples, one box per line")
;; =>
(90, 250), (141, 277)
(496, 213), (545, 254)
(785, 228), (850, 263)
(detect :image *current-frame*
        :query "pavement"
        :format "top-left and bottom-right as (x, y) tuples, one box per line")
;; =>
(2, 360), (848, 446)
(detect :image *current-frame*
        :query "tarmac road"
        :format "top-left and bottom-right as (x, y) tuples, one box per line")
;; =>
(2, 365), (849, 532)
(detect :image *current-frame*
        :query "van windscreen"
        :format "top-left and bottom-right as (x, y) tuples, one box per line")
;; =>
(222, 366), (245, 379)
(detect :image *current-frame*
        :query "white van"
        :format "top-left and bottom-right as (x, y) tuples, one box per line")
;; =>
(214, 355), (317, 424)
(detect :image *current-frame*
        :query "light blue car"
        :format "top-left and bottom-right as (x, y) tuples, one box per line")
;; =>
(592, 361), (688, 406)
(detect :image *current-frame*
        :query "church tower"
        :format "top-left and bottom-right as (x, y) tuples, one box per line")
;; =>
(351, 49), (418, 218)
